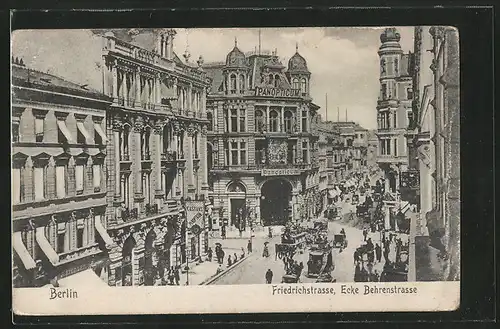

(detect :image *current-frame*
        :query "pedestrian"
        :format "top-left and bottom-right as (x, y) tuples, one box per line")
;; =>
(362, 228), (368, 241)
(265, 269), (273, 284)
(207, 247), (213, 262)
(168, 267), (175, 285)
(241, 247), (245, 259)
(221, 225), (226, 240)
(227, 255), (232, 267)
(247, 239), (252, 253)
(233, 252), (238, 262)
(216, 264), (223, 275)
(375, 243), (382, 263)
(283, 256), (288, 271)
(353, 249), (360, 264)
(174, 266), (180, 285)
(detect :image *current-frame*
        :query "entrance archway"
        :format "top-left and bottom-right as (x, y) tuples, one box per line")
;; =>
(260, 179), (292, 226)
(121, 235), (136, 286)
(143, 230), (156, 286)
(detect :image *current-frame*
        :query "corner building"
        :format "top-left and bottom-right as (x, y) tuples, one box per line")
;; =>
(11, 59), (113, 287)
(204, 43), (321, 232)
(101, 29), (211, 286)
(376, 28), (414, 195)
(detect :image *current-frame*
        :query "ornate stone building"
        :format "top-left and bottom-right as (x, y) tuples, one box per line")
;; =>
(101, 29), (211, 286)
(203, 43), (321, 232)
(407, 26), (460, 281)
(376, 27), (414, 196)
(11, 58), (114, 287)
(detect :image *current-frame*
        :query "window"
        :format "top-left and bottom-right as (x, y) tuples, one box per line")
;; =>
(393, 112), (397, 128)
(255, 109), (264, 132)
(12, 167), (23, 204)
(407, 111), (414, 127)
(230, 110), (238, 132)
(224, 141), (230, 165)
(141, 127), (151, 160)
(284, 111), (293, 132)
(55, 165), (67, 198)
(193, 133), (199, 158)
(302, 141), (308, 162)
(57, 231), (66, 253)
(224, 110), (229, 132)
(292, 78), (299, 90)
(230, 74), (237, 94)
(394, 58), (399, 74)
(302, 110), (308, 132)
(240, 142), (247, 165)
(407, 88), (413, 100)
(269, 75), (274, 86)
(207, 112), (213, 131)
(393, 139), (398, 157)
(93, 164), (101, 191)
(300, 78), (307, 94)
(75, 164), (84, 194)
(274, 75), (280, 87)
(231, 142), (238, 165)
(142, 171), (151, 204)
(381, 84), (387, 100)
(76, 222), (84, 249)
(57, 118), (73, 144)
(239, 109), (246, 132)
(120, 125), (130, 161)
(56, 221), (67, 253)
(12, 123), (19, 143)
(121, 173), (130, 208)
(269, 110), (279, 132)
(33, 166), (46, 200)
(239, 75), (245, 93)
(35, 117), (44, 142)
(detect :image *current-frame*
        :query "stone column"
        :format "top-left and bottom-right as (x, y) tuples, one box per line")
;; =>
(266, 106), (270, 130)
(281, 106), (285, 132)
(123, 72), (129, 105)
(134, 121), (143, 207)
(201, 126), (209, 193)
(154, 125), (163, 207)
(188, 83), (193, 112)
(136, 68), (141, 106)
(112, 63), (118, 100)
(113, 127), (121, 199)
(186, 127), (196, 198)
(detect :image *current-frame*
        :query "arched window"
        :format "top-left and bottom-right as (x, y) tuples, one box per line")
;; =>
(274, 75), (280, 87)
(300, 78), (307, 94)
(227, 181), (246, 193)
(269, 74), (274, 86)
(239, 74), (245, 93)
(284, 110), (293, 133)
(141, 127), (151, 160)
(255, 109), (264, 132)
(269, 110), (279, 132)
(230, 74), (237, 94)
(207, 112), (213, 131)
(292, 78), (299, 90)
(230, 109), (238, 132)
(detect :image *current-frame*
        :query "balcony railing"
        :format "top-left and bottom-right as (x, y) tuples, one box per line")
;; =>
(145, 203), (159, 216)
(161, 150), (177, 162)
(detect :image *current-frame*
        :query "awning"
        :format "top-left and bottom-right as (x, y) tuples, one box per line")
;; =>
(35, 227), (59, 265)
(93, 122), (109, 144)
(57, 120), (75, 143)
(76, 122), (92, 144)
(57, 269), (108, 287)
(95, 218), (114, 249)
(13, 232), (36, 270)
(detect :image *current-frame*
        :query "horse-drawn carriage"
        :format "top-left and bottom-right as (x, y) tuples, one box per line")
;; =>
(275, 231), (307, 260)
(282, 273), (300, 283)
(307, 248), (334, 278)
(332, 234), (348, 249)
(323, 206), (339, 220)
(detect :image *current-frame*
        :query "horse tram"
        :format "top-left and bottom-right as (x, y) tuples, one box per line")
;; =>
(275, 227), (307, 261)
(332, 234), (348, 249)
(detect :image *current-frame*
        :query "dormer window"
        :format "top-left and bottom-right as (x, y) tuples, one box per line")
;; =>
(292, 78), (299, 90)
(239, 74), (245, 93)
(274, 75), (280, 88)
(300, 78), (307, 94)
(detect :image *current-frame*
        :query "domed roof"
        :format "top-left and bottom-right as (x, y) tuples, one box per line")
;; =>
(287, 44), (309, 73)
(225, 39), (246, 67)
(380, 27), (401, 43)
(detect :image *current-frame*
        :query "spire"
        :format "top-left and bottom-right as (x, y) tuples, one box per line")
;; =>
(234, 37), (238, 48)
(296, 42), (299, 52)
(345, 108), (348, 122)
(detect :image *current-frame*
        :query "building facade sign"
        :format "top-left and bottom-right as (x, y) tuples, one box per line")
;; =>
(254, 87), (300, 98)
(261, 168), (301, 176)
(185, 200), (205, 234)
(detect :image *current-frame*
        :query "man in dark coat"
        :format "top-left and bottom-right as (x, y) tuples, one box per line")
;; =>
(247, 239), (253, 253)
(375, 243), (382, 263)
(265, 269), (273, 284)
(174, 266), (180, 285)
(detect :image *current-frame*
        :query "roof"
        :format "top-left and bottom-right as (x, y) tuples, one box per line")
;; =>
(11, 64), (110, 101)
(204, 64), (225, 93)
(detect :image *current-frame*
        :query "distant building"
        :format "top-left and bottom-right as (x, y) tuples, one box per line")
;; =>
(375, 27), (414, 195)
(203, 43), (322, 231)
(11, 58), (113, 287)
(366, 130), (379, 168)
(100, 29), (211, 286)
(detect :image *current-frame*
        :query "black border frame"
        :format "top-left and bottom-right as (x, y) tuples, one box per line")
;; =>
(6, 3), (496, 326)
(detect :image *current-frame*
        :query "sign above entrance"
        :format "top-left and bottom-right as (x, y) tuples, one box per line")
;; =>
(254, 87), (301, 98)
(261, 168), (301, 176)
(185, 200), (205, 234)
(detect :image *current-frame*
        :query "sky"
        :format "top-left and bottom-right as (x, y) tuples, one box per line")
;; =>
(11, 27), (414, 130)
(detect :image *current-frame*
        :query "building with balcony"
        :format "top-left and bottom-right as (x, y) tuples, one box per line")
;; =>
(11, 58), (114, 287)
(100, 29), (211, 286)
(375, 27), (414, 195)
(203, 42), (321, 230)
(406, 27), (459, 281)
